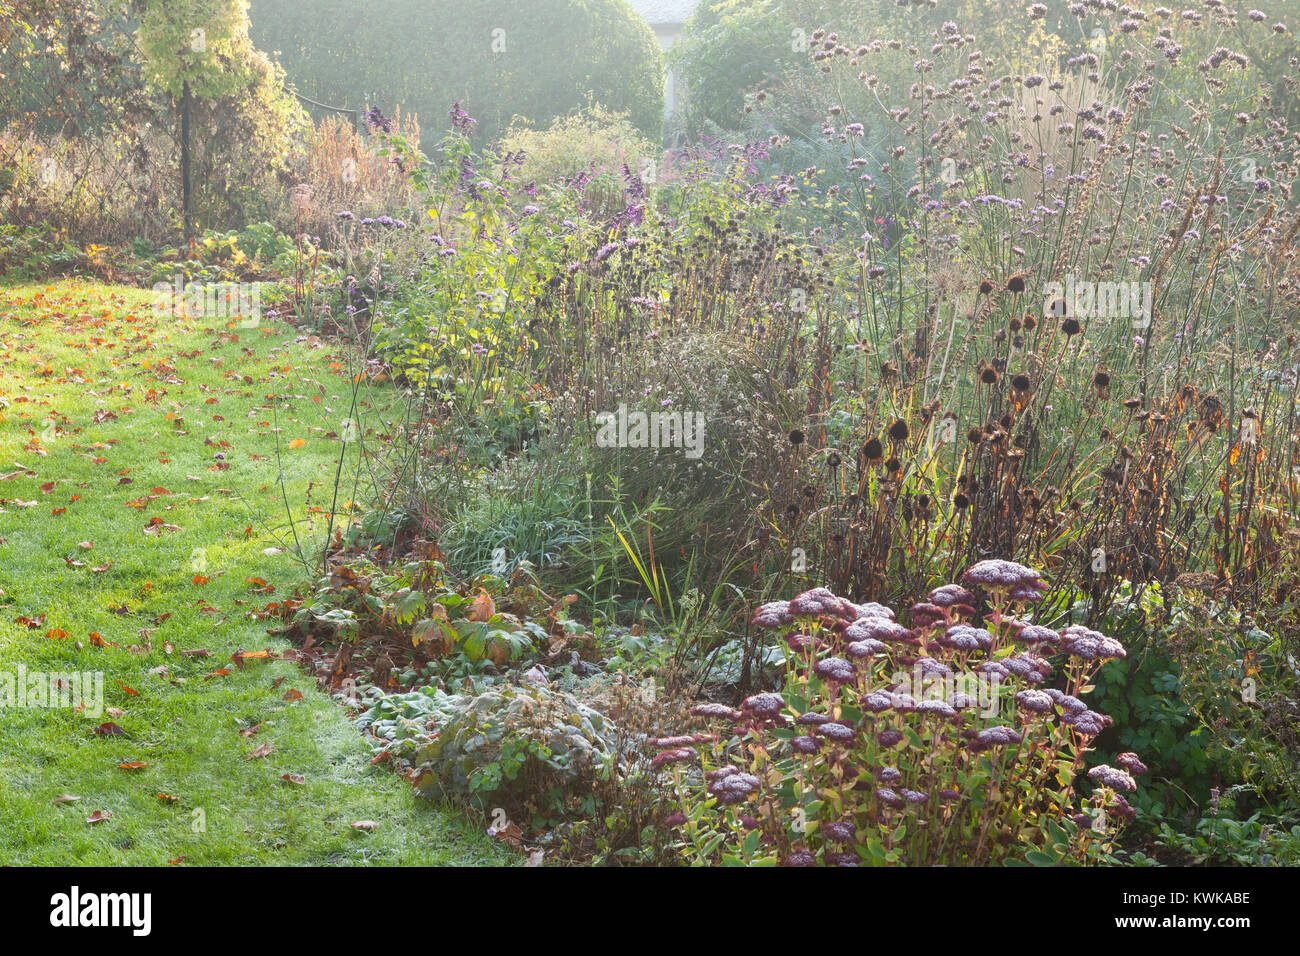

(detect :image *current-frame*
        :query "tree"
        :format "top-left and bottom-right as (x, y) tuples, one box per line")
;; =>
(138, 0), (257, 237)
(247, 0), (665, 144)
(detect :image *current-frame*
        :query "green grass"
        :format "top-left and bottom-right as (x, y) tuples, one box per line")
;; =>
(0, 279), (508, 865)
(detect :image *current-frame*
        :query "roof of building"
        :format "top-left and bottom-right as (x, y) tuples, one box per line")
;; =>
(627, 0), (700, 26)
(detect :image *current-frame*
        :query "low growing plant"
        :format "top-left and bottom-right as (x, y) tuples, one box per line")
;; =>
(656, 560), (1149, 866)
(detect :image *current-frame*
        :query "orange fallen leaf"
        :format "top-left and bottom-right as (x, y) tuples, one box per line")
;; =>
(117, 761), (149, 770)
(288, 438), (306, 449)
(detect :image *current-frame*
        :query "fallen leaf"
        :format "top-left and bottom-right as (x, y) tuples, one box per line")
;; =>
(86, 810), (113, 825)
(467, 589), (496, 622)
(53, 794), (81, 806)
(247, 742), (274, 759)
(351, 820), (379, 831)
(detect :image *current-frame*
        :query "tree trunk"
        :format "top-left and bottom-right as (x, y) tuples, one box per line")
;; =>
(181, 80), (192, 241)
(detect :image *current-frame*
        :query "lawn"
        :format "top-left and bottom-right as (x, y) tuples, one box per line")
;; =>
(0, 279), (507, 865)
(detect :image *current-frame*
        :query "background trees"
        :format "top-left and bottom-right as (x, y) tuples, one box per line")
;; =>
(247, 0), (666, 144)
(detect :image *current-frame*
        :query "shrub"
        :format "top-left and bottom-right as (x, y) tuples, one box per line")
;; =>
(411, 683), (615, 821)
(276, 112), (421, 252)
(498, 106), (655, 218)
(657, 562), (1148, 866)
(249, 0), (666, 144)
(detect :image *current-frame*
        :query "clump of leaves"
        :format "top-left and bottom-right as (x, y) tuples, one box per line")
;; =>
(656, 561), (1148, 866)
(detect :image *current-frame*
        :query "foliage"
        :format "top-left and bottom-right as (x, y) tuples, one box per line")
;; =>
(408, 683), (614, 823)
(2, 0), (307, 238)
(137, 0), (256, 99)
(498, 106), (655, 216)
(657, 566), (1148, 866)
(248, 0), (666, 144)
(1152, 789), (1300, 866)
